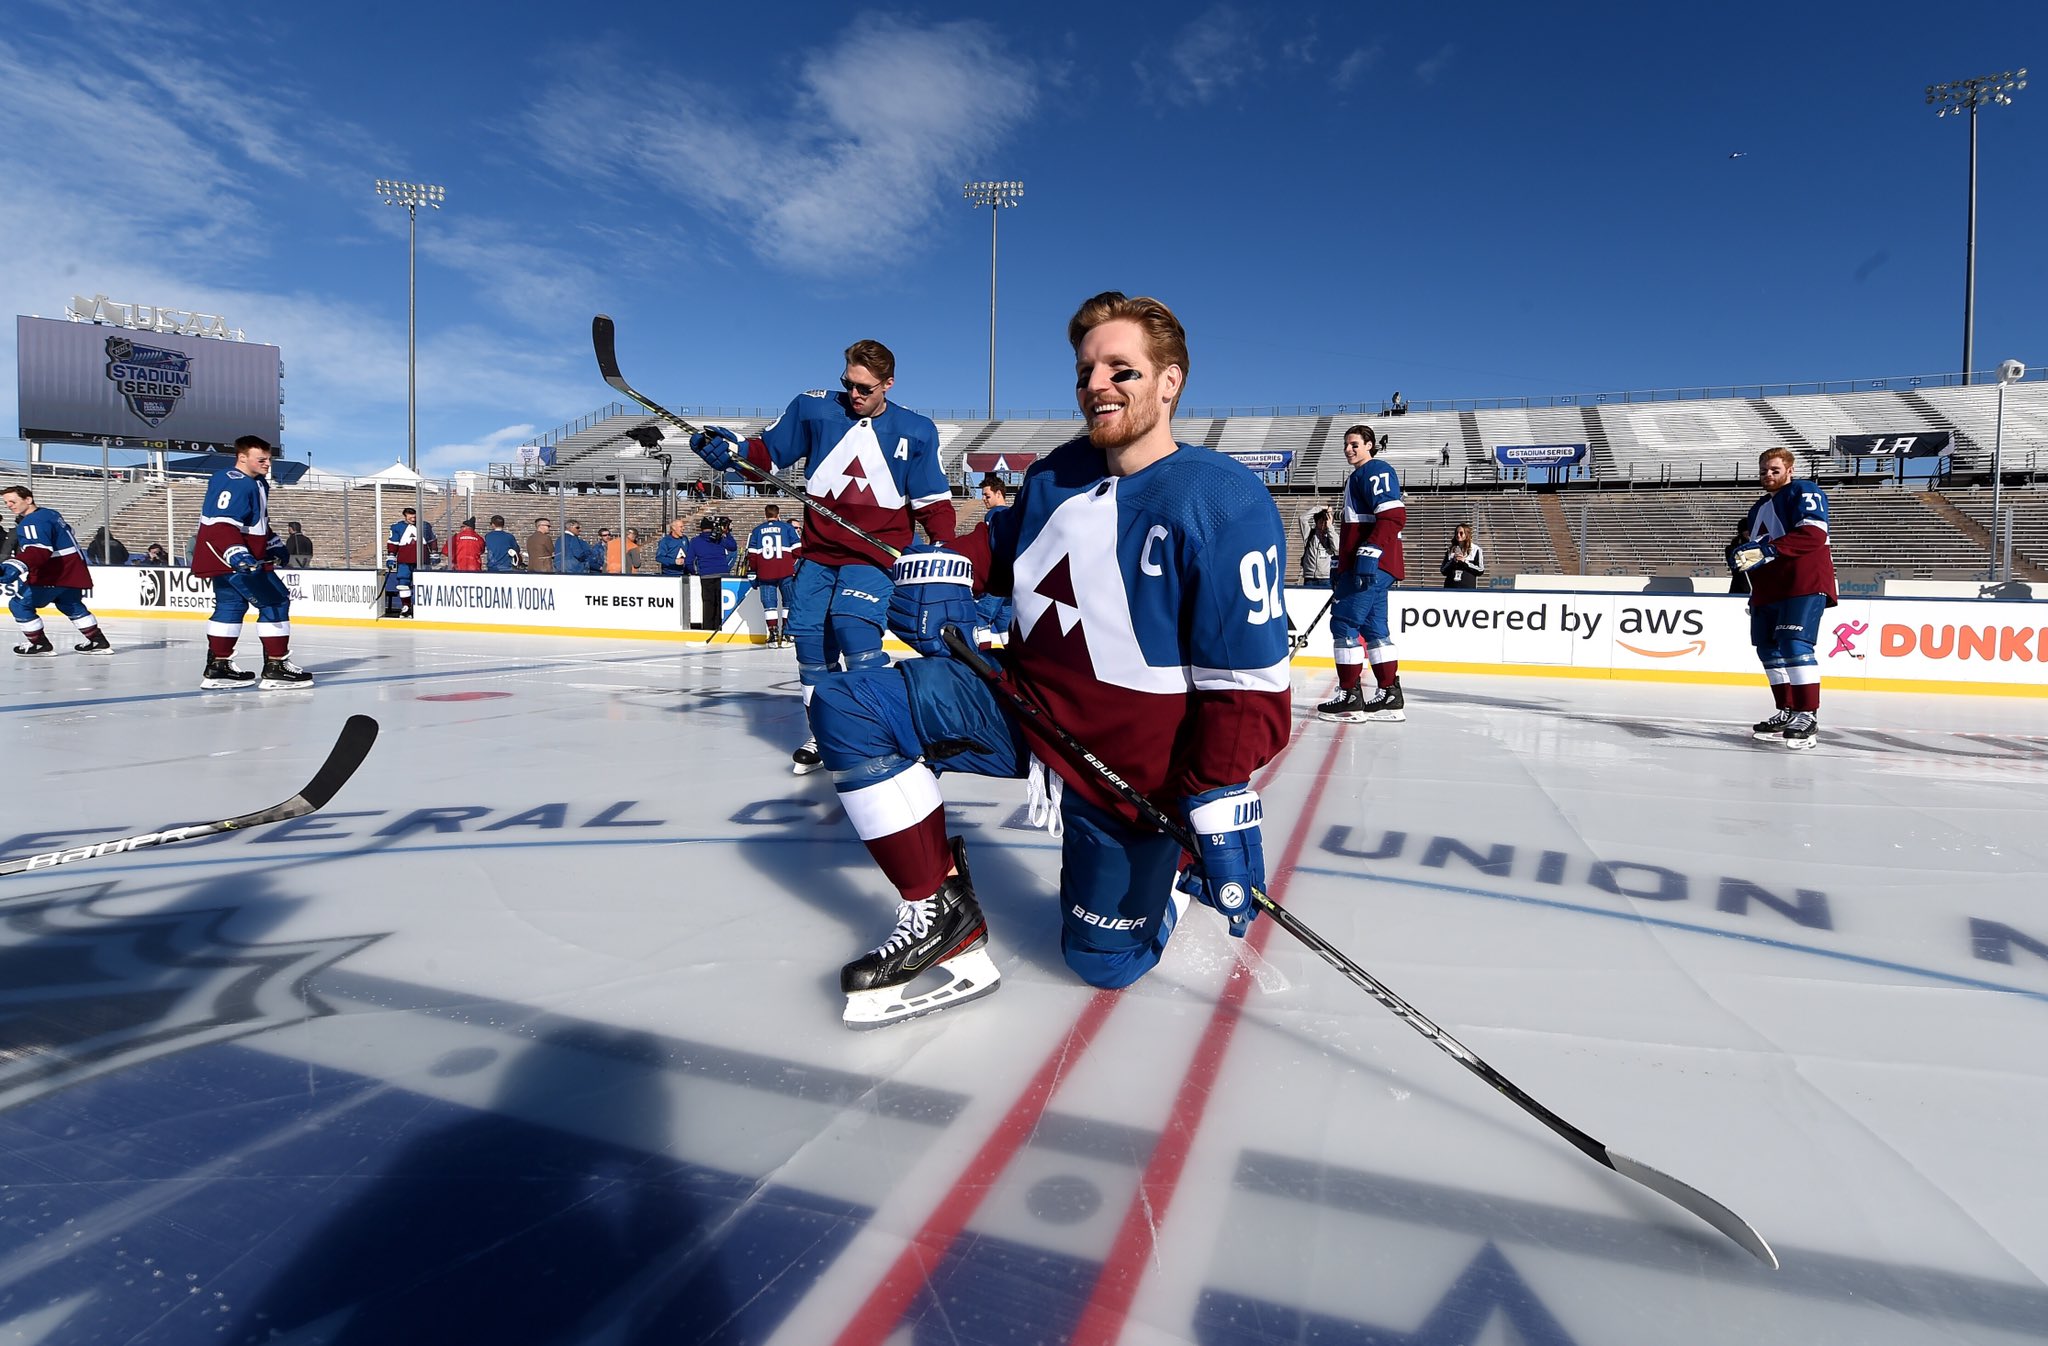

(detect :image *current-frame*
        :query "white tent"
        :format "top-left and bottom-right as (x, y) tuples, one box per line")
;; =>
(359, 461), (439, 492)
(289, 465), (350, 492)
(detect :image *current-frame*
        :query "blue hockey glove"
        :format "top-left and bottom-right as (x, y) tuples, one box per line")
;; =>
(689, 425), (740, 470)
(1728, 540), (1776, 573)
(1353, 543), (1383, 577)
(1180, 786), (1266, 938)
(265, 535), (290, 564)
(385, 555), (400, 573)
(0, 559), (24, 600)
(887, 542), (978, 656)
(223, 546), (263, 575)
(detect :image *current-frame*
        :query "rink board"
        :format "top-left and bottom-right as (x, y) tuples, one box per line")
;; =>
(71, 565), (2048, 693)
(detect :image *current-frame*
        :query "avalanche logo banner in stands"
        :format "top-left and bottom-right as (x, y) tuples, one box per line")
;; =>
(965, 452), (1035, 483)
(1493, 443), (1587, 467)
(1833, 431), (1952, 458)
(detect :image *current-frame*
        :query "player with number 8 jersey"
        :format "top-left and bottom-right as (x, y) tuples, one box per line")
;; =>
(190, 435), (311, 690)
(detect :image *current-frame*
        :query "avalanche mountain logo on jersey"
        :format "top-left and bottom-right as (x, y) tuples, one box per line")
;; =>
(1011, 486), (1183, 695)
(104, 336), (195, 428)
(806, 422), (906, 509)
(0, 882), (379, 1116)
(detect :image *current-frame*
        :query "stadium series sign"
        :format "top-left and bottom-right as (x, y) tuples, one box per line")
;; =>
(103, 335), (194, 427)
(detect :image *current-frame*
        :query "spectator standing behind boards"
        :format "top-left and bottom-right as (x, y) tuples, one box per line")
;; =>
(1299, 507), (1335, 588)
(285, 521), (313, 568)
(656, 517), (690, 576)
(144, 543), (170, 566)
(685, 516), (737, 630)
(556, 520), (601, 574)
(483, 515), (523, 572)
(524, 517), (555, 573)
(746, 503), (803, 646)
(2, 483), (113, 655)
(1440, 524), (1485, 589)
(602, 528), (623, 574)
(623, 528), (644, 575)
(451, 517), (485, 572)
(87, 527), (129, 566)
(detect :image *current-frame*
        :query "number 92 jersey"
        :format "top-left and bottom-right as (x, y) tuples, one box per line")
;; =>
(987, 438), (1293, 814)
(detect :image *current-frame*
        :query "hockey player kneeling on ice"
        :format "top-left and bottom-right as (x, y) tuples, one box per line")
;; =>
(810, 292), (1291, 1028)
(190, 435), (312, 690)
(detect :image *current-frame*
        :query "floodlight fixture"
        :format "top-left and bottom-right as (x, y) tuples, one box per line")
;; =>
(374, 178), (448, 472)
(963, 180), (1025, 418)
(1926, 70), (2025, 384)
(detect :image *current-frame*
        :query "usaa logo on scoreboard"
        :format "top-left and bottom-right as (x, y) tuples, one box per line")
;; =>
(103, 335), (194, 428)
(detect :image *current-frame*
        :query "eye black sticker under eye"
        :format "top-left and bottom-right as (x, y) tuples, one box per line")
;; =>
(1110, 369), (1143, 384)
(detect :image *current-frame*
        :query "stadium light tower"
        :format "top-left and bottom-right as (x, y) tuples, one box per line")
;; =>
(963, 180), (1023, 418)
(373, 179), (446, 471)
(1926, 70), (2025, 385)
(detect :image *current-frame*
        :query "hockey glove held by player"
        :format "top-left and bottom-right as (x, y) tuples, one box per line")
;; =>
(887, 542), (978, 656)
(1727, 540), (1776, 573)
(1353, 543), (1383, 577)
(384, 555), (400, 573)
(1178, 786), (1266, 938)
(0, 559), (24, 599)
(223, 546), (263, 575)
(265, 535), (290, 565)
(689, 426), (740, 470)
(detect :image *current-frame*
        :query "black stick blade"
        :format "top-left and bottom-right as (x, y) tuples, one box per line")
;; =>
(592, 314), (622, 381)
(297, 715), (380, 810)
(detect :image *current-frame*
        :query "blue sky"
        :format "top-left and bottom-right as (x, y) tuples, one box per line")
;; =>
(3, 1), (2041, 478)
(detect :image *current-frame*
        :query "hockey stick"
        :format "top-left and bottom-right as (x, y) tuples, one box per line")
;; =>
(1289, 591), (1335, 652)
(0, 715), (381, 879)
(936, 625), (1777, 1268)
(591, 315), (903, 563)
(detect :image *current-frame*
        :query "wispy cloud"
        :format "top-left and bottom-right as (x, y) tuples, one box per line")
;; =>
(526, 18), (1037, 275)
(1334, 45), (1382, 91)
(1415, 44), (1456, 85)
(420, 424), (538, 476)
(1142, 5), (1264, 107)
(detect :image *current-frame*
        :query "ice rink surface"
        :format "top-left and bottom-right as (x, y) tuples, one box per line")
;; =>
(3, 617), (2047, 1345)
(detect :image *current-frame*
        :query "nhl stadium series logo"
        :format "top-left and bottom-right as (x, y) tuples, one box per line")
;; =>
(104, 335), (195, 428)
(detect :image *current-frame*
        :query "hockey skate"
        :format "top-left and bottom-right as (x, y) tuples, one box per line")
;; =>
(74, 631), (113, 654)
(1751, 709), (1794, 741)
(791, 737), (824, 775)
(13, 636), (55, 656)
(1315, 686), (1367, 722)
(200, 658), (256, 689)
(258, 657), (314, 690)
(1782, 712), (1818, 751)
(842, 837), (1000, 1029)
(1361, 679), (1406, 722)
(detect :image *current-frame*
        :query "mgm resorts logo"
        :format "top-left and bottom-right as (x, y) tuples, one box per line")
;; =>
(139, 569), (216, 611)
(104, 336), (194, 428)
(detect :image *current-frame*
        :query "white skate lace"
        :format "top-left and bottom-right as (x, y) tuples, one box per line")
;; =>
(872, 900), (934, 956)
(1025, 754), (1064, 838)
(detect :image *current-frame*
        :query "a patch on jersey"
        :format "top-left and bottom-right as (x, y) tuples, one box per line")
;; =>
(1011, 485), (1184, 695)
(808, 421), (907, 509)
